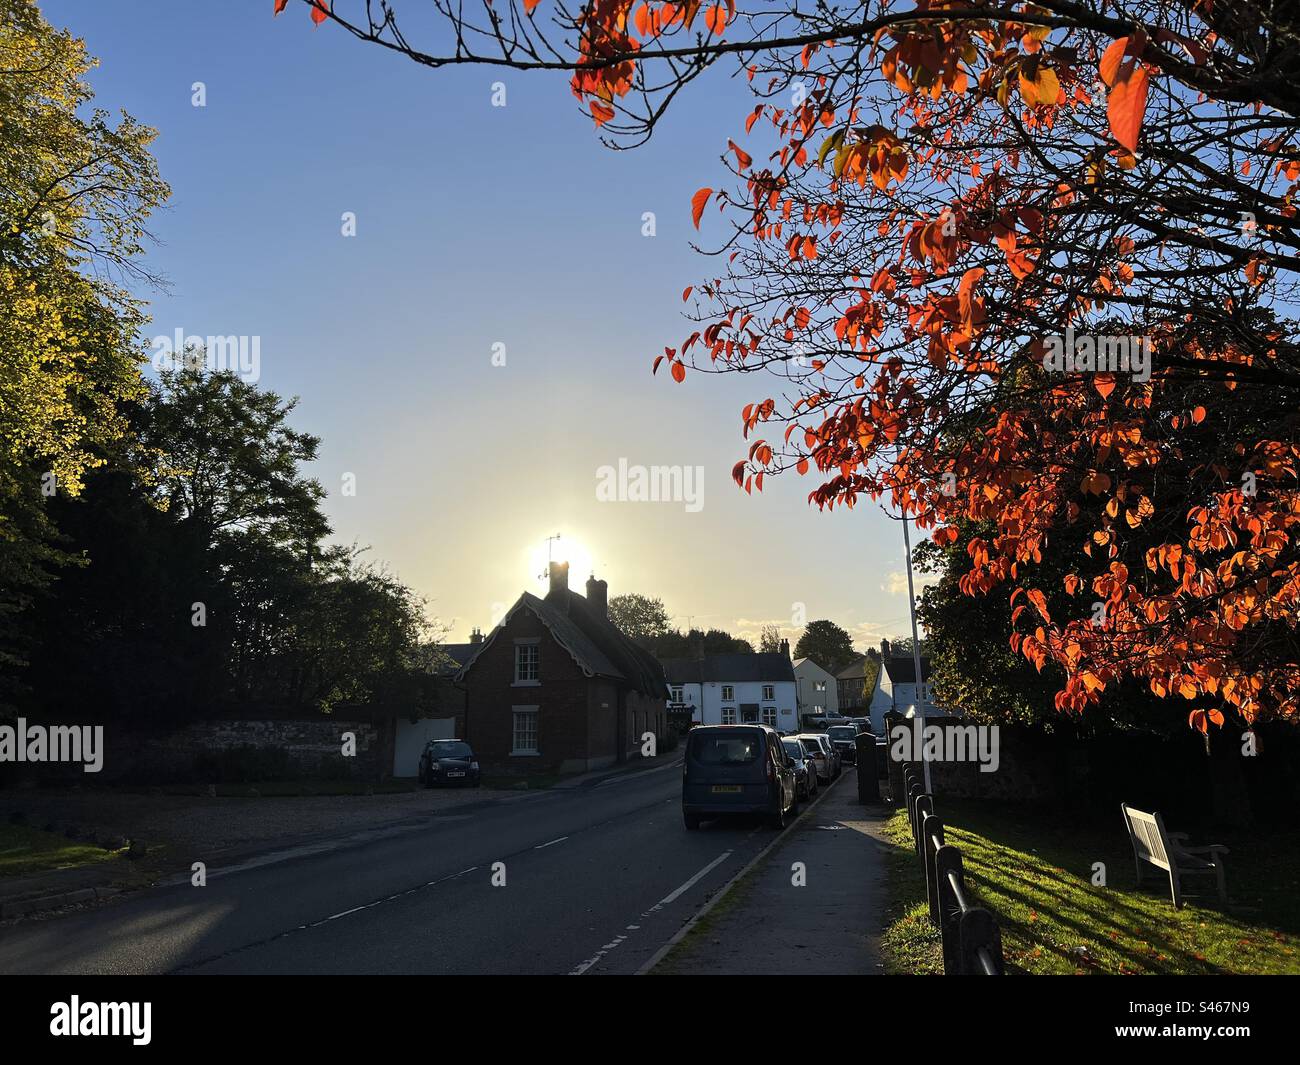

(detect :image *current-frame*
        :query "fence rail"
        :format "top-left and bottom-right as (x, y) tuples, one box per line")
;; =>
(901, 760), (1004, 975)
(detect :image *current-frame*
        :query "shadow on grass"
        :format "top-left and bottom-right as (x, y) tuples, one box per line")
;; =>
(881, 800), (1300, 975)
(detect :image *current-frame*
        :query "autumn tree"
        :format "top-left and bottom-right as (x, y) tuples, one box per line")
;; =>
(0, 0), (167, 704)
(282, 1), (1300, 728)
(793, 619), (856, 672)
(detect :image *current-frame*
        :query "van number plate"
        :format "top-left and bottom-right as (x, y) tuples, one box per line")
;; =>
(711, 785), (742, 794)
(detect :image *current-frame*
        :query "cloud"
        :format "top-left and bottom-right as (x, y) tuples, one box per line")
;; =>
(882, 570), (939, 597)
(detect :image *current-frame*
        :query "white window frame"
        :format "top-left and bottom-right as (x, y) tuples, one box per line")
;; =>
(670, 686), (683, 703)
(721, 706), (737, 725)
(721, 685), (734, 702)
(513, 639), (540, 685)
(762, 684), (775, 701)
(511, 705), (539, 755)
(762, 707), (777, 726)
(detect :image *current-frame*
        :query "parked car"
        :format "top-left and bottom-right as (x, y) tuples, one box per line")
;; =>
(797, 734), (833, 784)
(782, 737), (818, 800)
(418, 739), (481, 788)
(827, 724), (860, 764)
(683, 724), (798, 830)
(808, 732), (842, 777)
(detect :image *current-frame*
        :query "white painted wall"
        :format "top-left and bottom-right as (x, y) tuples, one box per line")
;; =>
(393, 716), (456, 776)
(868, 672), (939, 735)
(674, 680), (797, 729)
(793, 660), (838, 716)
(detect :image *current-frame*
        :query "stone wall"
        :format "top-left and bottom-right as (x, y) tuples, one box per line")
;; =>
(103, 717), (392, 784)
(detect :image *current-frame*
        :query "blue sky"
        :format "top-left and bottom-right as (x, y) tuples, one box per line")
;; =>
(45, 0), (927, 649)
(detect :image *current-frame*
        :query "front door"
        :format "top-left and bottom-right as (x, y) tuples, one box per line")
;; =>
(740, 704), (759, 724)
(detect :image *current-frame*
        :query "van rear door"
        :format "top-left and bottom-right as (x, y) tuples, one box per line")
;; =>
(685, 729), (769, 806)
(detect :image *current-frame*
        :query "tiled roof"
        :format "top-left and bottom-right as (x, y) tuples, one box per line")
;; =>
(455, 589), (669, 699)
(661, 653), (796, 685)
(883, 656), (931, 683)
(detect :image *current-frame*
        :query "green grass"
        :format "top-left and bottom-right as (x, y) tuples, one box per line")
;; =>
(881, 802), (1300, 975)
(0, 822), (126, 879)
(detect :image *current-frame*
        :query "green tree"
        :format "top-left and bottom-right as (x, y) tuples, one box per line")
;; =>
(0, 0), (167, 704)
(793, 620), (856, 674)
(608, 593), (671, 642)
(757, 624), (783, 654)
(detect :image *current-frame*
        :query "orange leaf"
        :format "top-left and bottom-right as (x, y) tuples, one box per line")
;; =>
(310, 0), (330, 24)
(1108, 60), (1149, 153)
(704, 4), (728, 34)
(1099, 37), (1129, 87)
(274, 0), (289, 13)
(523, 0), (543, 11)
(691, 187), (712, 229)
(670, 361), (686, 383)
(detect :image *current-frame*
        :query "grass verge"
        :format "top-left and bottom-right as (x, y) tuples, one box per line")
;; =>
(881, 801), (1300, 975)
(0, 822), (126, 879)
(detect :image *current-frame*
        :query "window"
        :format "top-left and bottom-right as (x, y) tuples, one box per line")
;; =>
(762, 684), (775, 701)
(670, 686), (684, 703)
(721, 685), (734, 702)
(512, 707), (539, 754)
(721, 706), (736, 725)
(514, 642), (539, 683)
(762, 707), (777, 726)
(815, 681), (826, 693)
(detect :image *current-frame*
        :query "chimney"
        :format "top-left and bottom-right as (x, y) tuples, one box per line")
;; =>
(548, 561), (570, 601)
(469, 628), (483, 645)
(881, 638), (892, 658)
(779, 638), (790, 659)
(586, 575), (608, 617)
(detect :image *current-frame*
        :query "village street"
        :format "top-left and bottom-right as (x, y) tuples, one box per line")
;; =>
(0, 762), (867, 975)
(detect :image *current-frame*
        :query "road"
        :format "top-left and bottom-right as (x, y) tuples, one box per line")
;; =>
(0, 759), (828, 975)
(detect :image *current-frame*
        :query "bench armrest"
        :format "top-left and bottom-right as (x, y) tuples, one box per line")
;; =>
(1177, 844), (1229, 856)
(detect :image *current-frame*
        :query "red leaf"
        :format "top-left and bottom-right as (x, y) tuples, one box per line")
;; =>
(274, 0), (289, 14)
(1108, 60), (1149, 153)
(310, 0), (330, 24)
(670, 361), (686, 383)
(691, 188), (713, 229)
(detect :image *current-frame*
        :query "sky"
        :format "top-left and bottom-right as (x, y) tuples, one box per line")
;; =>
(43, 0), (934, 651)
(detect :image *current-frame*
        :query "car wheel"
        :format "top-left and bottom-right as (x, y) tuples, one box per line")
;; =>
(684, 811), (701, 831)
(770, 798), (787, 830)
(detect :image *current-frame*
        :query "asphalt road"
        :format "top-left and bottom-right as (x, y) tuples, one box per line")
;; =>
(0, 759), (817, 975)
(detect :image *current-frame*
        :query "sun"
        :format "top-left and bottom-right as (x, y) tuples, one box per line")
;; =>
(525, 533), (596, 590)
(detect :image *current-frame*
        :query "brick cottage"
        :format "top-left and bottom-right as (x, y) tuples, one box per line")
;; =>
(456, 563), (670, 774)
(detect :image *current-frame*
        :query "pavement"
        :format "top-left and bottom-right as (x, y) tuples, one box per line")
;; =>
(651, 767), (889, 975)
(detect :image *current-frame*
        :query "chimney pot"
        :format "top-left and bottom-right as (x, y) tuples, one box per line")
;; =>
(586, 575), (608, 617)
(548, 561), (570, 601)
(470, 628), (483, 646)
(779, 638), (790, 658)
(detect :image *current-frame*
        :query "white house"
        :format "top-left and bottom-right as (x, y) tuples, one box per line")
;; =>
(663, 652), (798, 731)
(867, 653), (941, 735)
(792, 657), (838, 718)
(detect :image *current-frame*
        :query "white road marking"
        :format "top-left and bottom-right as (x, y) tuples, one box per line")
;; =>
(534, 836), (568, 850)
(570, 850), (735, 975)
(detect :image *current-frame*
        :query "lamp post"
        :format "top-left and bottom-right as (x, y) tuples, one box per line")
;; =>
(900, 511), (931, 793)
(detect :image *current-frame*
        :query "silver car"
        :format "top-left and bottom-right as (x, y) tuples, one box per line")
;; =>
(797, 734), (834, 784)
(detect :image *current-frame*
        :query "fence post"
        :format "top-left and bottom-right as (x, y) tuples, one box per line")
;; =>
(914, 793), (934, 864)
(934, 845), (963, 975)
(883, 712), (904, 802)
(959, 908), (1005, 975)
(907, 783), (924, 846)
(921, 812), (944, 926)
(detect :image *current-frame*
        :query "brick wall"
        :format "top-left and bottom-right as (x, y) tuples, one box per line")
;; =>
(464, 609), (602, 773)
(462, 608), (669, 774)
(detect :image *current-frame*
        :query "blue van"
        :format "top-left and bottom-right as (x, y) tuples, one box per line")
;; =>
(682, 724), (798, 830)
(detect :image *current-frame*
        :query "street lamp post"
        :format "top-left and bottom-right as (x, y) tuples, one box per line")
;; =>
(900, 511), (931, 793)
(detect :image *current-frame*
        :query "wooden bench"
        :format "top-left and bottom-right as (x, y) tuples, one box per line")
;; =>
(1121, 803), (1229, 909)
